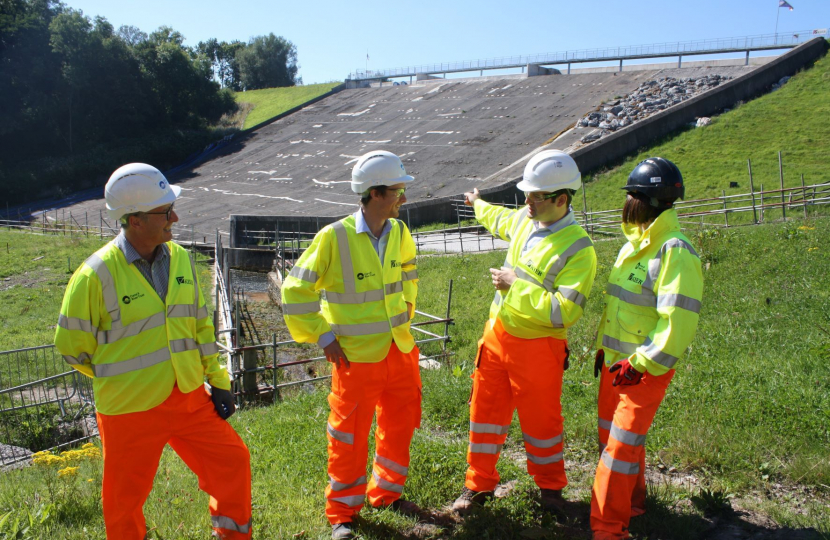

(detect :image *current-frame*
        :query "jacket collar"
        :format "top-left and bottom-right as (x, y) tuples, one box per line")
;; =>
(621, 208), (680, 251)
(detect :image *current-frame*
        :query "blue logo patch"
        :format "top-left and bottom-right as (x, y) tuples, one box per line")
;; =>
(159, 180), (166, 189)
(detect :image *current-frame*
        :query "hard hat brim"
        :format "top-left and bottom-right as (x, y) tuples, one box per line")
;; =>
(516, 177), (581, 192)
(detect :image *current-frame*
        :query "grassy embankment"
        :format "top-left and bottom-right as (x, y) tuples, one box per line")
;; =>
(1, 216), (828, 539)
(234, 83), (342, 130)
(581, 47), (830, 226)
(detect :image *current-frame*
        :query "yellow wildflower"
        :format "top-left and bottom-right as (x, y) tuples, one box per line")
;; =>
(798, 226), (814, 231)
(87, 478), (95, 483)
(808, 247), (818, 252)
(33, 454), (66, 467)
(57, 466), (79, 478)
(81, 442), (96, 449)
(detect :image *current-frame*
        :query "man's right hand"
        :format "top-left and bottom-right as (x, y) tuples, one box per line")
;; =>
(463, 188), (481, 206)
(323, 340), (350, 370)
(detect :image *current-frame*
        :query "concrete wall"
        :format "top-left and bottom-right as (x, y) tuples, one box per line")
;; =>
(566, 55), (775, 74)
(223, 246), (277, 271)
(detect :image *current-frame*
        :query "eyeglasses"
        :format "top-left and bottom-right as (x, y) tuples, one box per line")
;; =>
(389, 188), (406, 199)
(523, 191), (557, 203)
(143, 204), (175, 221)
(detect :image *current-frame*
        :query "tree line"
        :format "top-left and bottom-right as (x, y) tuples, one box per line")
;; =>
(0, 0), (299, 207)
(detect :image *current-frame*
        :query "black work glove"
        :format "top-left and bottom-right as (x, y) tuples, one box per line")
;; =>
(594, 349), (605, 378)
(563, 346), (570, 371)
(210, 386), (236, 420)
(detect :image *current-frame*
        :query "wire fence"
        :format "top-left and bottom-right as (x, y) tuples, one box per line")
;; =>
(0, 345), (96, 467)
(348, 29), (826, 79)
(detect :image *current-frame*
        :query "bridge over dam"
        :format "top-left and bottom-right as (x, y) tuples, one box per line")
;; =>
(52, 38), (827, 246)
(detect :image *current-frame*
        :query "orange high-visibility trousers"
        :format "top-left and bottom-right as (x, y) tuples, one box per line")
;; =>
(591, 358), (674, 540)
(465, 319), (568, 493)
(97, 385), (252, 540)
(325, 343), (422, 524)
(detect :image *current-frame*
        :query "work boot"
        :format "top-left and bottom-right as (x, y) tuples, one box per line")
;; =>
(331, 522), (355, 540)
(451, 486), (494, 516)
(540, 488), (567, 520)
(388, 498), (422, 516)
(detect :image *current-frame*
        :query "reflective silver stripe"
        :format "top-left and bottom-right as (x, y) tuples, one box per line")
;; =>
(199, 342), (219, 357)
(601, 335), (639, 355)
(492, 212), (503, 235)
(325, 289), (384, 304)
(401, 269), (418, 281)
(375, 453), (409, 476)
(330, 475), (367, 491)
(92, 347), (170, 377)
(282, 300), (321, 315)
(493, 292), (502, 306)
(98, 312), (166, 345)
(333, 221), (356, 295)
(289, 265), (319, 283)
(211, 515), (251, 534)
(550, 297), (564, 328)
(606, 284), (656, 308)
(385, 281), (403, 295)
(526, 451), (563, 465)
(522, 432), (562, 449)
(503, 258), (513, 270)
(515, 267), (543, 288)
(643, 237), (699, 290)
(558, 286), (587, 309)
(329, 494), (365, 507)
(598, 418), (612, 431)
(610, 424), (647, 447)
(543, 236), (594, 291)
(657, 293), (701, 313)
(402, 258), (416, 266)
(63, 352), (91, 366)
(188, 254), (199, 315)
(512, 213), (528, 238)
(390, 310), (410, 328)
(196, 306), (209, 320)
(86, 253), (121, 327)
(639, 338), (679, 368)
(330, 320), (391, 336)
(600, 449), (640, 475)
(167, 304), (196, 318)
(327, 422), (354, 445)
(372, 472), (404, 493)
(470, 422), (510, 435)
(58, 314), (95, 334)
(170, 337), (198, 353)
(469, 443), (503, 454)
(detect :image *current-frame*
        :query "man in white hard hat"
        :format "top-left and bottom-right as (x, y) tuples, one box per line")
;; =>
(451, 149), (597, 517)
(55, 163), (252, 540)
(281, 150), (421, 540)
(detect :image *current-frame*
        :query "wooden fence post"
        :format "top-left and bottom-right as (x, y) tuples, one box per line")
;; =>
(778, 151), (786, 220)
(748, 159), (757, 224)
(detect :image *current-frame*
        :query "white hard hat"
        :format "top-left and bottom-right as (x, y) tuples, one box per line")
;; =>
(105, 163), (181, 222)
(350, 150), (414, 194)
(516, 150), (582, 193)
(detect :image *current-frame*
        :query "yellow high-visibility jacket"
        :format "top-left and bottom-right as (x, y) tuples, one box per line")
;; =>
(596, 209), (704, 376)
(475, 200), (597, 340)
(55, 241), (227, 415)
(281, 215), (418, 363)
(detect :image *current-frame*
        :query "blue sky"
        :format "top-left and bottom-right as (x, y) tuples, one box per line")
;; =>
(62, 0), (829, 84)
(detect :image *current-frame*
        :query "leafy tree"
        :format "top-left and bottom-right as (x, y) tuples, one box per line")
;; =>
(116, 24), (147, 47)
(236, 33), (298, 90)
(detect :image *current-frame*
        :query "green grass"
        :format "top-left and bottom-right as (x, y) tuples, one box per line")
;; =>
(2, 217), (828, 539)
(583, 48), (830, 220)
(235, 83), (341, 130)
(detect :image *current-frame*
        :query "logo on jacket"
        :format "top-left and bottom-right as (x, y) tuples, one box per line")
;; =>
(176, 276), (194, 285)
(121, 292), (145, 304)
(391, 260), (400, 268)
(356, 271), (376, 280)
(523, 260), (544, 278)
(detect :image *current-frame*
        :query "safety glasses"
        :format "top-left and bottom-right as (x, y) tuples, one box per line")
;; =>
(389, 188), (406, 199)
(144, 203), (175, 221)
(523, 191), (557, 203)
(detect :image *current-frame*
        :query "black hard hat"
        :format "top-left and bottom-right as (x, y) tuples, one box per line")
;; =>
(623, 157), (684, 209)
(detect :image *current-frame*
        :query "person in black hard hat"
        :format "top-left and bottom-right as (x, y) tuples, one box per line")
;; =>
(590, 157), (704, 540)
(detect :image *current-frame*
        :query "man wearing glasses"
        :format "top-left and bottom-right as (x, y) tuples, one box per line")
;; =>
(451, 150), (597, 518)
(281, 150), (421, 540)
(55, 163), (252, 539)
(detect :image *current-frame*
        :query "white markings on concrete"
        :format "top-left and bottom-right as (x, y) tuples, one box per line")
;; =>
(210, 188), (303, 203)
(312, 124), (323, 128)
(364, 140), (391, 143)
(347, 131), (367, 134)
(437, 112), (462, 117)
(427, 131), (454, 134)
(427, 84), (447, 94)
(266, 177), (293, 181)
(338, 109), (371, 117)
(411, 96), (423, 101)
(314, 198), (359, 207)
(290, 140), (313, 144)
(312, 179), (351, 185)
(249, 170), (280, 175)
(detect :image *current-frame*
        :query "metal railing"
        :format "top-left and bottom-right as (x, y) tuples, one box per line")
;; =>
(0, 345), (96, 467)
(348, 29), (826, 80)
